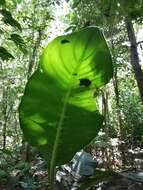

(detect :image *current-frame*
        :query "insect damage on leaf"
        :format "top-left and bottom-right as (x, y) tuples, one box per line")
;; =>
(61, 39), (70, 44)
(79, 78), (91, 87)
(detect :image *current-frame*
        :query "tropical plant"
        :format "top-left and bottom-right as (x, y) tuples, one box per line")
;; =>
(19, 27), (113, 189)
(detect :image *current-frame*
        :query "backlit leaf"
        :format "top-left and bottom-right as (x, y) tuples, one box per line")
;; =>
(19, 27), (113, 169)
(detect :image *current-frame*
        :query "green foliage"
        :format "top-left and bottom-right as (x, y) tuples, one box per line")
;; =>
(0, 0), (6, 6)
(19, 26), (113, 178)
(0, 9), (22, 31)
(72, 0), (82, 8)
(120, 88), (143, 141)
(0, 169), (8, 179)
(0, 6), (25, 64)
(119, 0), (143, 18)
(10, 34), (27, 54)
(12, 0), (23, 6)
(0, 46), (14, 60)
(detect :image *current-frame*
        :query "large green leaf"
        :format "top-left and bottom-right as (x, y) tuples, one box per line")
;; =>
(19, 27), (113, 168)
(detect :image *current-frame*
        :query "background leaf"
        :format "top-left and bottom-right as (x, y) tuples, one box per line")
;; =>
(0, 169), (9, 179)
(19, 27), (113, 168)
(10, 34), (27, 54)
(0, 9), (22, 31)
(0, 0), (6, 6)
(0, 46), (14, 61)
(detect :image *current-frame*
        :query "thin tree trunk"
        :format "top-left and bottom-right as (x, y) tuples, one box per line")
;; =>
(113, 67), (127, 167)
(1, 58), (13, 150)
(2, 86), (8, 150)
(2, 88), (12, 150)
(27, 29), (43, 78)
(101, 88), (112, 168)
(113, 69), (122, 132)
(2, 121), (7, 149)
(125, 17), (143, 104)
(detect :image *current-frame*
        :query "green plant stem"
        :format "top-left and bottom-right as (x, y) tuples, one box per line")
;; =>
(49, 62), (82, 189)
(49, 167), (56, 190)
(49, 88), (72, 189)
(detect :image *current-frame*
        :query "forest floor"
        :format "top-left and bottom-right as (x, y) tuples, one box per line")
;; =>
(0, 165), (143, 190)
(1, 151), (143, 190)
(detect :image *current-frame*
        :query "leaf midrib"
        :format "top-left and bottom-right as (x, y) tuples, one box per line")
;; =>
(49, 34), (96, 183)
(49, 86), (72, 179)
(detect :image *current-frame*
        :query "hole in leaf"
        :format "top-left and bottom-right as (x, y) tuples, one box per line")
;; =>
(61, 39), (70, 44)
(79, 78), (91, 87)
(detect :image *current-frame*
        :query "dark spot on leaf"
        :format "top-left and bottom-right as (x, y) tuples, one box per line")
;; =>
(79, 78), (91, 87)
(61, 39), (70, 44)
(72, 73), (77, 76)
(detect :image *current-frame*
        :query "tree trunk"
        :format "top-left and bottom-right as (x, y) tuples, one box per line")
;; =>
(113, 69), (122, 132)
(125, 17), (143, 104)
(2, 86), (8, 150)
(113, 66), (127, 167)
(27, 29), (43, 78)
(2, 121), (7, 149)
